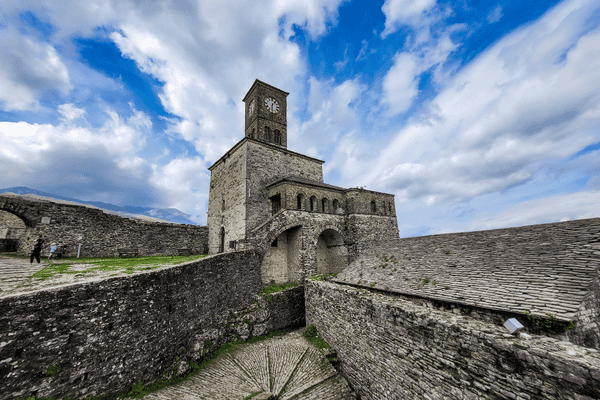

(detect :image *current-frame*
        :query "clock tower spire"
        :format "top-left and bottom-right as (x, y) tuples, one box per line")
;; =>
(242, 79), (288, 148)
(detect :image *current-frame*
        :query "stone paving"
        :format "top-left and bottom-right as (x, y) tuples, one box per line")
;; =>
(0, 254), (187, 298)
(138, 330), (356, 400)
(0, 254), (48, 296)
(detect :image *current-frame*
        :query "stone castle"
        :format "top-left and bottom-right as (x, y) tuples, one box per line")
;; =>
(1, 80), (600, 400)
(207, 79), (399, 284)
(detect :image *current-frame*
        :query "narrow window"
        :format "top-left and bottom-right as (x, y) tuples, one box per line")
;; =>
(251, 128), (255, 139)
(274, 130), (281, 145)
(219, 227), (225, 253)
(322, 198), (329, 213)
(297, 194), (304, 210)
(332, 199), (339, 213)
(310, 196), (317, 211)
(371, 201), (376, 213)
(222, 199), (225, 211)
(270, 194), (281, 215)
(229, 241), (236, 249)
(271, 238), (278, 247)
(264, 126), (271, 142)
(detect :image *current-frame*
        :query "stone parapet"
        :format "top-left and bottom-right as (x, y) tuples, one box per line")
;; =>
(306, 279), (600, 400)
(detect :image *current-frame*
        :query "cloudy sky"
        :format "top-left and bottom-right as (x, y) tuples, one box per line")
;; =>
(1, 0), (599, 237)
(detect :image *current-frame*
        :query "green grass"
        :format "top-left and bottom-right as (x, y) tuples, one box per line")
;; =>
(28, 255), (207, 281)
(244, 391), (265, 400)
(309, 273), (338, 281)
(262, 281), (299, 295)
(303, 326), (331, 351)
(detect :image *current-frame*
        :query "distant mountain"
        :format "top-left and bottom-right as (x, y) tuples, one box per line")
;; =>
(0, 187), (200, 226)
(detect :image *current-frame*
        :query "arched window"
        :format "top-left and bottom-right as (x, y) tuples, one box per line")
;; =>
(332, 199), (339, 213)
(371, 201), (377, 213)
(250, 128), (255, 139)
(297, 193), (305, 210)
(322, 198), (329, 213)
(310, 196), (317, 212)
(264, 126), (271, 142)
(219, 227), (225, 253)
(274, 129), (281, 145)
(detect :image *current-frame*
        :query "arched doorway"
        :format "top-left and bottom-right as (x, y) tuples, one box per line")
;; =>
(261, 226), (303, 284)
(0, 210), (27, 252)
(316, 229), (348, 275)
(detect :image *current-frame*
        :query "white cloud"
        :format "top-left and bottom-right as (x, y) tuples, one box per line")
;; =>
(468, 191), (600, 231)
(487, 5), (503, 24)
(382, 53), (420, 115)
(0, 27), (71, 111)
(381, 0), (437, 37)
(58, 104), (86, 121)
(369, 0), (600, 208)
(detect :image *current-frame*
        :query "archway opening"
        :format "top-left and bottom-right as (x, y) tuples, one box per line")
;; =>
(316, 229), (348, 275)
(261, 226), (303, 284)
(0, 210), (27, 252)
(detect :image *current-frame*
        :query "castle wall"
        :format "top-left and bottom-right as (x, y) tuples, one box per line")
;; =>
(346, 214), (400, 259)
(245, 141), (324, 234)
(335, 217), (600, 348)
(306, 280), (600, 400)
(0, 196), (207, 257)
(0, 250), (305, 400)
(207, 143), (248, 254)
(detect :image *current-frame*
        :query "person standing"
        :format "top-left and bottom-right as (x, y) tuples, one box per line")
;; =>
(30, 238), (44, 266)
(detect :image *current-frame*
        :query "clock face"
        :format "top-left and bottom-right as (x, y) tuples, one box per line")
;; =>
(248, 99), (255, 116)
(264, 97), (279, 113)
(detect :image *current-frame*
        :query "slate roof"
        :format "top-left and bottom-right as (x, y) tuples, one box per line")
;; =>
(266, 175), (346, 191)
(334, 218), (600, 322)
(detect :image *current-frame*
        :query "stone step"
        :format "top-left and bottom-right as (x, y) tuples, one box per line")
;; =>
(280, 347), (337, 400)
(138, 331), (355, 400)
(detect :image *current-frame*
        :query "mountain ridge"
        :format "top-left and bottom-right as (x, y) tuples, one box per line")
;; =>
(0, 187), (200, 226)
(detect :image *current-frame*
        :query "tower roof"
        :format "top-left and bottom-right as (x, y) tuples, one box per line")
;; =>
(242, 79), (289, 102)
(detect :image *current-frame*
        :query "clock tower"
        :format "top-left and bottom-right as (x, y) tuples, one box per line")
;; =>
(243, 79), (288, 148)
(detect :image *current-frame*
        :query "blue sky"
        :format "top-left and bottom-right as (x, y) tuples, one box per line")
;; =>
(1, 0), (599, 237)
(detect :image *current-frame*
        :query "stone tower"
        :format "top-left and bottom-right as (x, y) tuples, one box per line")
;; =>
(243, 80), (288, 147)
(207, 79), (399, 284)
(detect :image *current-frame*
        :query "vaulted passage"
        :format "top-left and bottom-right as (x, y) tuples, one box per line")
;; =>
(316, 229), (347, 275)
(0, 211), (27, 252)
(262, 226), (303, 284)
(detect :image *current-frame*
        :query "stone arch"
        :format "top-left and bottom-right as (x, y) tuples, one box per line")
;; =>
(296, 193), (306, 210)
(274, 129), (281, 145)
(313, 226), (348, 276)
(261, 223), (304, 284)
(332, 199), (340, 214)
(309, 196), (317, 212)
(321, 197), (329, 213)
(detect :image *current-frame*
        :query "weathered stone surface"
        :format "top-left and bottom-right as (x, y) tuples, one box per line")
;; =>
(0, 195), (208, 258)
(334, 217), (600, 347)
(306, 279), (600, 400)
(0, 251), (305, 400)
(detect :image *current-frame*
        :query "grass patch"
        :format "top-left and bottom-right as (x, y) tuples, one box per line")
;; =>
(27, 255), (207, 281)
(244, 391), (265, 400)
(309, 273), (338, 281)
(303, 325), (331, 351)
(262, 281), (299, 295)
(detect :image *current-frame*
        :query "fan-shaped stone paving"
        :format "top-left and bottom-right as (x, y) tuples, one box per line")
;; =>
(140, 331), (356, 400)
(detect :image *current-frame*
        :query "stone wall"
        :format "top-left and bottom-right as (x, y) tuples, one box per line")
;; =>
(245, 140), (324, 234)
(336, 217), (600, 348)
(306, 280), (600, 400)
(207, 142), (248, 254)
(0, 196), (208, 258)
(0, 250), (305, 400)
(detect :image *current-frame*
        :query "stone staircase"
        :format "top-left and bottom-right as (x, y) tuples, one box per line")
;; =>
(141, 334), (355, 400)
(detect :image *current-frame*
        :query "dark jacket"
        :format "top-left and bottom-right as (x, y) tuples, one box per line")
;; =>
(32, 240), (44, 253)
